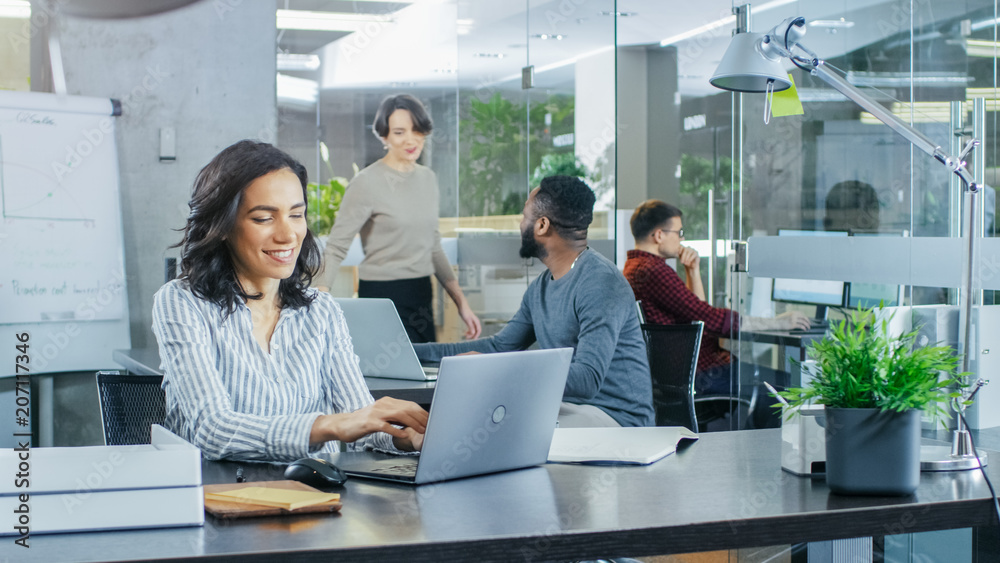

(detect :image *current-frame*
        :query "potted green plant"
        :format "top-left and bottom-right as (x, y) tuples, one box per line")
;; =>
(777, 305), (965, 496)
(306, 176), (347, 237)
(306, 142), (355, 237)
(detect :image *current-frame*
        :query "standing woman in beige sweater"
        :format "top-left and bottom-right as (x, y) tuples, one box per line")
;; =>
(318, 94), (481, 343)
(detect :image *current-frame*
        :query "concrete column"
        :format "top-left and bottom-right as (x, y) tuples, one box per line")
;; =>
(614, 45), (682, 210)
(32, 1), (277, 348)
(614, 46), (648, 212)
(646, 47), (681, 206)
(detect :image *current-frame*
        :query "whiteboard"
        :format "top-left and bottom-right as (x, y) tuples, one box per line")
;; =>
(0, 92), (130, 375)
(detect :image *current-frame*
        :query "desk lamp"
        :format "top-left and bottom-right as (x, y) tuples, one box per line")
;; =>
(710, 13), (987, 471)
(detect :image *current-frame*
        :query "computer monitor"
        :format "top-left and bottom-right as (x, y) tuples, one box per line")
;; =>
(771, 229), (849, 317)
(845, 232), (905, 308)
(846, 282), (903, 308)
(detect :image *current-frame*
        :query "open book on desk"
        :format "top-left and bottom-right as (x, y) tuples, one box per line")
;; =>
(547, 427), (699, 465)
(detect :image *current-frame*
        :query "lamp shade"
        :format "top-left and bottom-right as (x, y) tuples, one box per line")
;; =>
(710, 32), (792, 93)
(59, 0), (202, 19)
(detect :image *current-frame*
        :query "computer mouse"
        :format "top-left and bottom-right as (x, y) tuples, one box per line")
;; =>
(284, 457), (348, 489)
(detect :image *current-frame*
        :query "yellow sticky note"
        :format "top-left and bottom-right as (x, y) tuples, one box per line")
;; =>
(772, 73), (805, 117)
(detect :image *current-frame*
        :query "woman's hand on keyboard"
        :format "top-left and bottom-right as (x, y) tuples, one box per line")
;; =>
(310, 397), (428, 450)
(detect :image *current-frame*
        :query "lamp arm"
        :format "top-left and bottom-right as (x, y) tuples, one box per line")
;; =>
(808, 59), (977, 188)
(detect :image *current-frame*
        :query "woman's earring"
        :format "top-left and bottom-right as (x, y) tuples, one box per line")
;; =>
(382, 144), (388, 150)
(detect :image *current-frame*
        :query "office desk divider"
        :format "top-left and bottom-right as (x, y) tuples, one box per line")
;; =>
(0, 425), (203, 535)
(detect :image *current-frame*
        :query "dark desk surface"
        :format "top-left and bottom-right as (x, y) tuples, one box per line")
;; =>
(113, 348), (435, 404)
(20, 429), (1000, 562)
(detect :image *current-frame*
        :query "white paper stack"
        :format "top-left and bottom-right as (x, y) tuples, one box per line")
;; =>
(0, 425), (203, 535)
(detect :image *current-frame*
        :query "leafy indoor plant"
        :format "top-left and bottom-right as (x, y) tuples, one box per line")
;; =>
(306, 142), (355, 237)
(306, 176), (347, 237)
(777, 305), (965, 495)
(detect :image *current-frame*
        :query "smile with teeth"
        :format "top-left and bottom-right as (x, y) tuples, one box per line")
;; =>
(265, 249), (293, 258)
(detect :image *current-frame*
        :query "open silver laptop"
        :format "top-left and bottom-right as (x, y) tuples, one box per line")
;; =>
(335, 298), (438, 381)
(335, 348), (573, 485)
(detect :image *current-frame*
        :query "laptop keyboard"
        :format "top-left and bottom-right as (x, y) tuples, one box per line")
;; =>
(789, 319), (830, 334)
(368, 459), (419, 476)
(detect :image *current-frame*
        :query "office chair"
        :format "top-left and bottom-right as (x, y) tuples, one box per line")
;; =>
(641, 322), (703, 432)
(693, 363), (760, 432)
(95, 371), (166, 446)
(635, 300), (648, 345)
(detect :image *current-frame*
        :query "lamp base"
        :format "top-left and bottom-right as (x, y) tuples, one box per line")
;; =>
(920, 445), (987, 472)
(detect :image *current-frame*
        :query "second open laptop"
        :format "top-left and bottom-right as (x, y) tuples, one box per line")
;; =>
(334, 347), (573, 485)
(335, 298), (437, 381)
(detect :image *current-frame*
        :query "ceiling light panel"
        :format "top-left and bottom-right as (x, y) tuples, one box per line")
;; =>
(276, 53), (321, 72)
(0, 0), (29, 18)
(276, 10), (395, 33)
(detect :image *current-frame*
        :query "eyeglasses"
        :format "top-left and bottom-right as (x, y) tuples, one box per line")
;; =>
(662, 228), (684, 238)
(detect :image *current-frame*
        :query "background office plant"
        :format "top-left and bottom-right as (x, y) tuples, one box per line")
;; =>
(777, 306), (965, 495)
(459, 92), (610, 216)
(307, 143), (354, 237)
(307, 177), (347, 237)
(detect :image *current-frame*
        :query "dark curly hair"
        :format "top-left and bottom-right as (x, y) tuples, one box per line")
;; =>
(533, 175), (596, 241)
(824, 180), (880, 232)
(174, 140), (320, 317)
(371, 94), (433, 139)
(630, 200), (683, 241)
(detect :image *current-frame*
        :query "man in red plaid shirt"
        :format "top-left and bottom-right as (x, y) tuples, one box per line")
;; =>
(623, 200), (809, 398)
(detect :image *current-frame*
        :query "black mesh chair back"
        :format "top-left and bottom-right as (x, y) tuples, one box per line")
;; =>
(641, 322), (703, 432)
(636, 300), (648, 345)
(96, 371), (166, 446)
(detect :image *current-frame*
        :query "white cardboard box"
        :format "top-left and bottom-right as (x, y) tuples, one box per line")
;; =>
(0, 425), (204, 535)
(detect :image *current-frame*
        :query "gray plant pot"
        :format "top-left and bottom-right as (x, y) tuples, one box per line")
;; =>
(824, 407), (921, 496)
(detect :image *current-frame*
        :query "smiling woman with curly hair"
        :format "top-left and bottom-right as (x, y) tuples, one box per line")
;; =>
(152, 140), (427, 461)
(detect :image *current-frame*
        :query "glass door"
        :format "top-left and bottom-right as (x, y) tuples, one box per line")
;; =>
(450, 1), (618, 340)
(724, 0), (999, 431)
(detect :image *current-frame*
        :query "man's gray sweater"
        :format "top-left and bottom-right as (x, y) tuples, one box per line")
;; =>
(414, 249), (654, 427)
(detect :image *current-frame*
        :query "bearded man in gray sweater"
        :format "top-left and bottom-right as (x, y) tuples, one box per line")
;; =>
(414, 175), (653, 428)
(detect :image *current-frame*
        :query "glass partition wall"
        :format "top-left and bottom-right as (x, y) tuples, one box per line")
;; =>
(277, 0), (1000, 432)
(280, 0), (617, 341)
(694, 0), (1000, 431)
